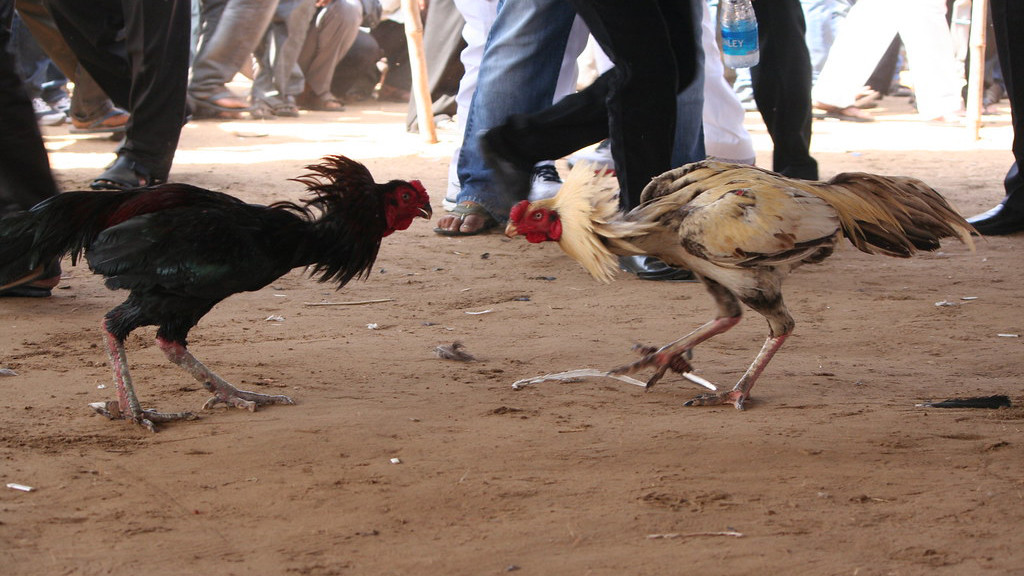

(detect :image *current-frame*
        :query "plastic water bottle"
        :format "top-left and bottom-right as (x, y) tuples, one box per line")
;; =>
(718, 0), (759, 69)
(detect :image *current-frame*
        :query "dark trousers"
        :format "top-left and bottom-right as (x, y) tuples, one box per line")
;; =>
(990, 0), (1024, 206)
(749, 0), (817, 180)
(491, 0), (697, 210)
(46, 0), (190, 179)
(0, 0), (58, 216)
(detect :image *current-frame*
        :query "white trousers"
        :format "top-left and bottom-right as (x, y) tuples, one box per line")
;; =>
(811, 0), (963, 119)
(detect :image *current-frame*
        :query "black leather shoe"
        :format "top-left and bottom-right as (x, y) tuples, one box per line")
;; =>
(966, 203), (1024, 236)
(479, 128), (532, 200)
(619, 256), (698, 282)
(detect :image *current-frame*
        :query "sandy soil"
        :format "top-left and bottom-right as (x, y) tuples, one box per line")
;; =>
(2, 95), (1023, 576)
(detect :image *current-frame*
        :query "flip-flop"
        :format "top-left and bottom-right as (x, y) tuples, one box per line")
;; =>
(90, 155), (165, 191)
(70, 108), (130, 134)
(813, 103), (874, 123)
(188, 94), (252, 119)
(434, 202), (498, 236)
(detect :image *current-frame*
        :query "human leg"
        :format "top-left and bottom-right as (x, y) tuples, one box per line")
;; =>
(15, 0), (124, 126)
(672, 0), (706, 168)
(700, 0), (755, 165)
(750, 0), (818, 179)
(448, 0), (577, 230)
(893, 0), (963, 120)
(0, 0), (57, 215)
(298, 0), (362, 106)
(966, 0), (1024, 234)
(485, 0), (696, 209)
(189, 0), (276, 112)
(811, 0), (897, 110)
(252, 0), (315, 115)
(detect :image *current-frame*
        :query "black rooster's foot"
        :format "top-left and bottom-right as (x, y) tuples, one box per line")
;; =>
(203, 388), (295, 412)
(90, 401), (199, 432)
(683, 390), (747, 410)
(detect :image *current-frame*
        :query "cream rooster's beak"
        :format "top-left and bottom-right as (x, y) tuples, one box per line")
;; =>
(504, 221), (519, 238)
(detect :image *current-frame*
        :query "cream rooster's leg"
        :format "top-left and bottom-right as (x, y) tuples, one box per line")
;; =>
(609, 315), (741, 388)
(93, 321), (198, 432)
(156, 338), (294, 411)
(684, 333), (789, 410)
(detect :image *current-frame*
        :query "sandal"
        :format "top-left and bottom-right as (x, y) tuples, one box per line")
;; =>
(271, 98), (300, 118)
(0, 259), (61, 298)
(813, 102), (874, 123)
(90, 155), (165, 191)
(299, 93), (344, 111)
(70, 107), (130, 134)
(249, 100), (278, 120)
(433, 201), (498, 236)
(188, 94), (252, 120)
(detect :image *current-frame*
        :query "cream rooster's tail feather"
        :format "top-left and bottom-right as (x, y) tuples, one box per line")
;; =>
(814, 172), (975, 257)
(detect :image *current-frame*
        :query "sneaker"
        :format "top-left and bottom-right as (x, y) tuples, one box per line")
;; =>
(33, 98), (66, 126)
(567, 139), (614, 172)
(528, 163), (562, 201)
(49, 95), (72, 116)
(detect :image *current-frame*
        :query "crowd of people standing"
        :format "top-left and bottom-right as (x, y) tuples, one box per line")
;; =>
(1, 0), (1022, 297)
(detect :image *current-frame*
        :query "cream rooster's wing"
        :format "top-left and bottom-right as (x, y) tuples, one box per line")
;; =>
(675, 184), (843, 267)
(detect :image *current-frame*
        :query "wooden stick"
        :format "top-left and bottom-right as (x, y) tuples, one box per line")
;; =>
(965, 0), (988, 140)
(402, 0), (437, 143)
(302, 298), (395, 306)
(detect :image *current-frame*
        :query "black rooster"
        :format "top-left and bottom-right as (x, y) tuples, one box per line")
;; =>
(0, 156), (431, 431)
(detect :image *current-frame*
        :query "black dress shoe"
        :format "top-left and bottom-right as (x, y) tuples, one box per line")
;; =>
(966, 203), (1024, 236)
(619, 256), (698, 282)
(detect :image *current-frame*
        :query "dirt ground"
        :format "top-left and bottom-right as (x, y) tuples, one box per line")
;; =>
(2, 94), (1022, 576)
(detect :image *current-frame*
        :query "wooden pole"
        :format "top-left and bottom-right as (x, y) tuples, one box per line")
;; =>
(401, 0), (438, 143)
(965, 0), (988, 140)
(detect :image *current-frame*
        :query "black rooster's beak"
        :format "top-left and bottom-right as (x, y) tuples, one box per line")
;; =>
(419, 203), (433, 220)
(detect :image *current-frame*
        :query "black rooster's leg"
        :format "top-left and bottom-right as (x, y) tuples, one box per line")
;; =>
(156, 338), (294, 411)
(609, 316), (741, 388)
(685, 333), (789, 410)
(96, 322), (198, 432)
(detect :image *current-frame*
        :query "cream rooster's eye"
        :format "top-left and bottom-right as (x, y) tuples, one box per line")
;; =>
(531, 212), (543, 220)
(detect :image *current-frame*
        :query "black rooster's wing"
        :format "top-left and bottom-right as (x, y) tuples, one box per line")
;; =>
(86, 204), (302, 300)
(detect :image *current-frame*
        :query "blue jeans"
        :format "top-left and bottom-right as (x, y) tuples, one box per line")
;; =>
(673, 0), (706, 168)
(460, 0), (700, 219)
(456, 0), (578, 221)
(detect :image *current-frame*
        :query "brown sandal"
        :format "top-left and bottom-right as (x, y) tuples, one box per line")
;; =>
(433, 202), (498, 236)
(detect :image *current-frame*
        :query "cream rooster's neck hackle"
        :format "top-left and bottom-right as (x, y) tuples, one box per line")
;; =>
(552, 163), (654, 283)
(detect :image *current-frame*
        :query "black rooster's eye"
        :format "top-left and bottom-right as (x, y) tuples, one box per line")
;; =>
(401, 191), (411, 201)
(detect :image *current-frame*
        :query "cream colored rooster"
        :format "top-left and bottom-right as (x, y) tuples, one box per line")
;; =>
(505, 160), (975, 409)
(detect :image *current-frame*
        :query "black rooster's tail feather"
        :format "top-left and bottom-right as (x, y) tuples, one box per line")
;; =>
(0, 191), (134, 287)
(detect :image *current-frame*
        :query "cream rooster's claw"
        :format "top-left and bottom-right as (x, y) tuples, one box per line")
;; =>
(684, 389), (748, 410)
